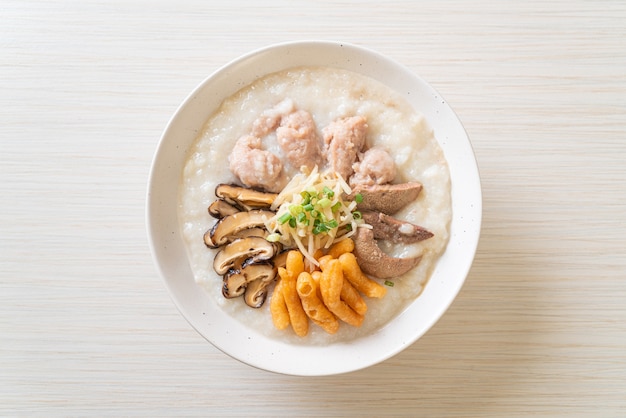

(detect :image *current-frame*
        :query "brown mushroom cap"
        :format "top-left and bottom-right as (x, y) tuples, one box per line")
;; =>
(213, 236), (278, 275)
(204, 225), (269, 248)
(222, 259), (277, 300)
(208, 199), (241, 219)
(232, 227), (268, 240)
(222, 268), (248, 298)
(352, 227), (422, 280)
(243, 268), (277, 308)
(244, 279), (270, 308)
(206, 209), (274, 248)
(215, 183), (277, 210)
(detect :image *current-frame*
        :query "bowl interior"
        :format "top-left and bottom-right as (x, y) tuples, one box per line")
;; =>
(147, 41), (482, 376)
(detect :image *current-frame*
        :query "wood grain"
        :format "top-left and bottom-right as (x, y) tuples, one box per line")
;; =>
(1, 0), (625, 416)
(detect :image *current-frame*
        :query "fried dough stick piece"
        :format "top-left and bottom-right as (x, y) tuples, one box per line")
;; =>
(280, 251), (309, 337)
(297, 272), (339, 334)
(270, 278), (290, 330)
(317, 254), (367, 315)
(338, 252), (387, 299)
(320, 259), (364, 327)
(340, 279), (367, 316)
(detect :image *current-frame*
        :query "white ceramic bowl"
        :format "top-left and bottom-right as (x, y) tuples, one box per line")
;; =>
(146, 41), (481, 376)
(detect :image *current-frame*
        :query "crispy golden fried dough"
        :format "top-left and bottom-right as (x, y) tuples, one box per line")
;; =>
(320, 259), (364, 327)
(341, 278), (367, 316)
(327, 238), (355, 259)
(279, 262), (309, 337)
(311, 270), (322, 284)
(297, 272), (339, 334)
(286, 250), (305, 276)
(338, 252), (387, 299)
(317, 254), (333, 271)
(269, 278), (290, 330)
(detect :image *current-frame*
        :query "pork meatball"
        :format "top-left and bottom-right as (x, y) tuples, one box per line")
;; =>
(276, 109), (322, 171)
(350, 147), (396, 186)
(322, 116), (368, 180)
(251, 98), (295, 138)
(228, 135), (286, 192)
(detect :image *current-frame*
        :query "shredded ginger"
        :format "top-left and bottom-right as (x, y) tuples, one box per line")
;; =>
(266, 166), (369, 267)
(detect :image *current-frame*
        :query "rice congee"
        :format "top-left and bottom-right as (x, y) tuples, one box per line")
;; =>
(178, 66), (451, 345)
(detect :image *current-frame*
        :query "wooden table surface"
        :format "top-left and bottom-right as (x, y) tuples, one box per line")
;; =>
(2, 0), (625, 416)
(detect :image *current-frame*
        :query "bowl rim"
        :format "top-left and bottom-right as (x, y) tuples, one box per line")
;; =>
(146, 40), (482, 376)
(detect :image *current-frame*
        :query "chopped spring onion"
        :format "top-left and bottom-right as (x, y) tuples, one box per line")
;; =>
(266, 233), (281, 243)
(317, 197), (332, 208)
(266, 166), (368, 266)
(278, 212), (292, 224)
(384, 280), (395, 287)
